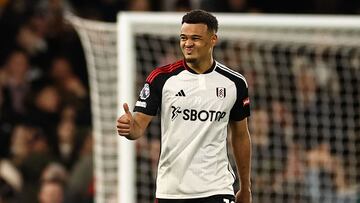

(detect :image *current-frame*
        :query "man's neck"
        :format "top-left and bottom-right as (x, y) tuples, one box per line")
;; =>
(186, 58), (214, 74)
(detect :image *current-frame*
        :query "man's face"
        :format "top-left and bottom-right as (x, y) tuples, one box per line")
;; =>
(38, 182), (64, 203)
(180, 23), (217, 64)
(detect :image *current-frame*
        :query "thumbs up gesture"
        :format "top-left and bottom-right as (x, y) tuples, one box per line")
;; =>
(117, 103), (134, 137)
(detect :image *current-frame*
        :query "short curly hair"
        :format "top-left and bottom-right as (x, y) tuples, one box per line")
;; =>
(181, 9), (218, 33)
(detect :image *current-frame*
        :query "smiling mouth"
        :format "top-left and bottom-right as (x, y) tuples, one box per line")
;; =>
(185, 48), (193, 54)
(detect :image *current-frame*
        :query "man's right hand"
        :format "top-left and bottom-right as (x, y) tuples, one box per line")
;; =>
(117, 103), (134, 137)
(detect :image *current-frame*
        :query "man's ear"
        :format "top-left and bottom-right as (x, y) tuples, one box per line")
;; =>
(211, 34), (218, 46)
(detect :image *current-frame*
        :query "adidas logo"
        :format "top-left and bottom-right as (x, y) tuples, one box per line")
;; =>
(175, 89), (186, 97)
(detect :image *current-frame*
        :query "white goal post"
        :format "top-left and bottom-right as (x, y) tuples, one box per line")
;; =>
(66, 11), (360, 203)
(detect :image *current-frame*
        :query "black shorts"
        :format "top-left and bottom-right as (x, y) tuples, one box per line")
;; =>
(156, 194), (235, 203)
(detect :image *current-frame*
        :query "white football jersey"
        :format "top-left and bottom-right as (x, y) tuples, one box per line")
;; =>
(134, 59), (250, 199)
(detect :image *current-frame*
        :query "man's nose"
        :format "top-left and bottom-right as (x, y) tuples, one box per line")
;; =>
(185, 39), (194, 47)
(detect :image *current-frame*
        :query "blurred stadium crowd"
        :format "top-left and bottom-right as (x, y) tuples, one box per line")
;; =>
(0, 0), (360, 203)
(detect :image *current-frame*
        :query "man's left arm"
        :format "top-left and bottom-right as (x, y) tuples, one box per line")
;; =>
(230, 118), (252, 203)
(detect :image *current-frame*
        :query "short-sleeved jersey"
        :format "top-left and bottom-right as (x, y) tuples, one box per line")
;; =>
(134, 59), (250, 199)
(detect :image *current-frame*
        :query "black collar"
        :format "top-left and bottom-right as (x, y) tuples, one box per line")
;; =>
(183, 60), (216, 74)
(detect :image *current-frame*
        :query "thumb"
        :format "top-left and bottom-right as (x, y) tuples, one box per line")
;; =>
(123, 103), (132, 116)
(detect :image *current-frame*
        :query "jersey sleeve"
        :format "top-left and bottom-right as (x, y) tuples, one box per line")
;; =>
(133, 77), (161, 116)
(230, 77), (250, 121)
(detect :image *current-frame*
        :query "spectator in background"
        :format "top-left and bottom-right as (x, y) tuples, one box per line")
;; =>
(49, 57), (87, 103)
(35, 0), (74, 37)
(15, 11), (52, 73)
(249, 108), (273, 196)
(249, 108), (269, 145)
(9, 125), (37, 166)
(292, 56), (320, 150)
(273, 143), (307, 202)
(48, 56), (91, 126)
(38, 179), (64, 203)
(26, 85), (61, 149)
(305, 142), (358, 202)
(1, 50), (31, 122)
(55, 118), (79, 170)
(271, 101), (294, 144)
(16, 13), (48, 57)
(9, 124), (54, 203)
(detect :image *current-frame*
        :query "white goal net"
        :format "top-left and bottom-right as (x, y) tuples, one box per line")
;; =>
(65, 15), (119, 203)
(67, 12), (360, 203)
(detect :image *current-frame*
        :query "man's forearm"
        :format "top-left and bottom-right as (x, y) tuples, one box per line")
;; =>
(232, 131), (252, 189)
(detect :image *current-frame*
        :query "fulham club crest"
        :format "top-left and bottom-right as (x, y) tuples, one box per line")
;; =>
(216, 87), (226, 99)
